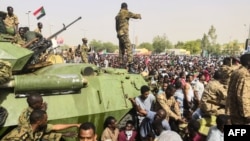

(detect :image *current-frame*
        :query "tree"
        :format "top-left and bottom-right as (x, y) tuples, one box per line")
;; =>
(208, 25), (217, 46)
(207, 25), (220, 55)
(89, 40), (118, 53)
(201, 34), (209, 49)
(174, 41), (185, 49)
(152, 34), (173, 53)
(200, 25), (222, 56)
(89, 40), (103, 52)
(138, 42), (153, 51)
(222, 40), (242, 55)
(103, 42), (117, 53)
(182, 40), (201, 55)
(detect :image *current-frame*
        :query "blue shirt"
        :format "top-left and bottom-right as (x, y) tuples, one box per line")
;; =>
(139, 110), (171, 138)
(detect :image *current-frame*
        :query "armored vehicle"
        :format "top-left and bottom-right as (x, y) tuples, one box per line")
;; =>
(0, 16), (147, 140)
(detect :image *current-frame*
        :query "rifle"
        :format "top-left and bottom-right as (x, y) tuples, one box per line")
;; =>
(47, 16), (82, 40)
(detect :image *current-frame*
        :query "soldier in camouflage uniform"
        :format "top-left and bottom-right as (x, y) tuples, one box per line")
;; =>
(81, 38), (90, 63)
(0, 60), (11, 126)
(18, 94), (64, 140)
(199, 70), (227, 116)
(34, 22), (43, 34)
(13, 27), (26, 47)
(219, 57), (241, 86)
(18, 94), (47, 125)
(3, 6), (19, 35)
(23, 27), (43, 43)
(2, 109), (80, 141)
(115, 2), (141, 66)
(227, 53), (250, 124)
(0, 59), (12, 85)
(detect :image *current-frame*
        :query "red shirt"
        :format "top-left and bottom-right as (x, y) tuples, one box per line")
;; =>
(191, 132), (206, 141)
(118, 130), (137, 141)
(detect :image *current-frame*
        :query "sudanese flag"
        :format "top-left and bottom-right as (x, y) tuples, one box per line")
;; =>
(33, 6), (46, 20)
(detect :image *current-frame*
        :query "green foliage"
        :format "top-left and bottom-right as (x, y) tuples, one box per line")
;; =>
(208, 25), (217, 45)
(138, 42), (153, 51)
(181, 40), (201, 54)
(222, 40), (242, 55)
(201, 34), (209, 50)
(89, 40), (118, 53)
(200, 25), (222, 56)
(152, 34), (173, 53)
(174, 41), (185, 49)
(103, 42), (117, 53)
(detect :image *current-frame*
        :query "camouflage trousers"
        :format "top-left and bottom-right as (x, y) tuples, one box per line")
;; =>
(118, 34), (133, 64)
(81, 52), (88, 63)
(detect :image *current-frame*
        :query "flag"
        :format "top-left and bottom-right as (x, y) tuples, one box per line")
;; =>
(33, 6), (46, 20)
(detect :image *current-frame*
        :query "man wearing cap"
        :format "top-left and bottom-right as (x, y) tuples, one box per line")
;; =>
(115, 2), (141, 67)
(81, 38), (90, 63)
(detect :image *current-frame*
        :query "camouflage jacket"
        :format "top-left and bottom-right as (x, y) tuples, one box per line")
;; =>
(1, 123), (53, 141)
(14, 33), (26, 46)
(200, 80), (227, 116)
(0, 60), (12, 84)
(219, 64), (241, 85)
(18, 107), (33, 126)
(81, 43), (89, 53)
(156, 93), (181, 121)
(227, 66), (250, 124)
(115, 9), (141, 36)
(18, 107), (62, 141)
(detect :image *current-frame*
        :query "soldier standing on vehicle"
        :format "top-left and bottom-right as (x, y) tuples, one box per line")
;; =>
(13, 27), (26, 46)
(21, 27), (43, 48)
(34, 22), (43, 34)
(115, 2), (141, 67)
(4, 6), (19, 35)
(227, 53), (250, 125)
(81, 38), (90, 63)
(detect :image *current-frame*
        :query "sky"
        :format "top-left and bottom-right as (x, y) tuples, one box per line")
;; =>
(1, 0), (250, 46)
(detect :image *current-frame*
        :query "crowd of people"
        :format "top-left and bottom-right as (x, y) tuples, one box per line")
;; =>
(2, 49), (247, 141)
(1, 2), (250, 141)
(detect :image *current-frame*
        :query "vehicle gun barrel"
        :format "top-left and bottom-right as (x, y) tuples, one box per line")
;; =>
(47, 16), (82, 40)
(26, 16), (82, 65)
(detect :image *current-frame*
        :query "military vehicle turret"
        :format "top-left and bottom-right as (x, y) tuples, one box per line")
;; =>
(0, 16), (146, 140)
